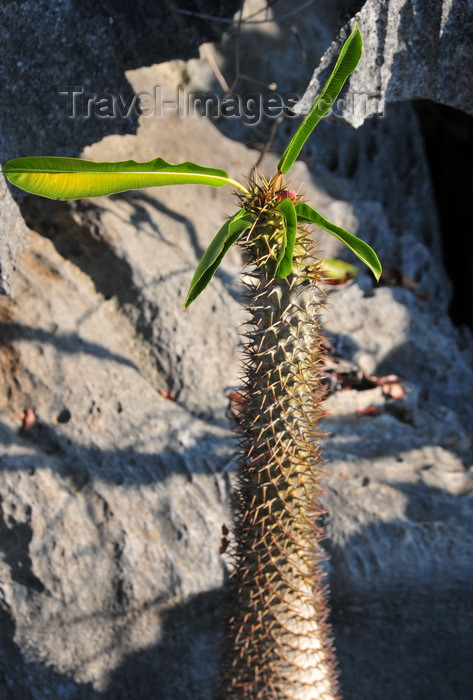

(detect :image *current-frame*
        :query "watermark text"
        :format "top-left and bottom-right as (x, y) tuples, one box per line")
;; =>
(59, 85), (384, 125)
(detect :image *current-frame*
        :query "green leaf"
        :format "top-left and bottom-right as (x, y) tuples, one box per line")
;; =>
(274, 219), (288, 277)
(295, 202), (382, 280)
(184, 208), (254, 308)
(321, 258), (358, 280)
(274, 198), (297, 278)
(277, 24), (362, 175)
(3, 156), (244, 200)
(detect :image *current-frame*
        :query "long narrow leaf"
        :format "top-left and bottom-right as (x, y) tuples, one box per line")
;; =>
(274, 217), (288, 277)
(295, 202), (382, 280)
(3, 156), (244, 200)
(184, 208), (254, 308)
(274, 199), (297, 278)
(277, 25), (362, 174)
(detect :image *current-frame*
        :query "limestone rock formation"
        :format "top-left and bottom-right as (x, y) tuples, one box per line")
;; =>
(0, 0), (242, 165)
(0, 0), (241, 297)
(299, 0), (473, 127)
(0, 178), (29, 296)
(1, 2), (473, 699)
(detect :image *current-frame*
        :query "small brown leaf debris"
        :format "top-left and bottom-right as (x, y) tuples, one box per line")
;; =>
(379, 267), (419, 291)
(158, 389), (176, 401)
(369, 374), (405, 399)
(356, 406), (380, 417)
(20, 407), (36, 434)
(227, 390), (248, 421)
(220, 524), (230, 555)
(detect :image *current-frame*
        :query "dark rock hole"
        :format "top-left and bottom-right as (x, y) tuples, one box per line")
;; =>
(414, 100), (473, 331)
(57, 408), (71, 424)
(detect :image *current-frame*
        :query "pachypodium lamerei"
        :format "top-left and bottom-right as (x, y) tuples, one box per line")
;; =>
(218, 181), (339, 699)
(4, 25), (380, 699)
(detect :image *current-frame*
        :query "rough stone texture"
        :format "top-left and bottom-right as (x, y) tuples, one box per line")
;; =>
(323, 434), (473, 700)
(1, 1), (473, 699)
(0, 216), (237, 699)
(0, 178), (29, 296)
(2, 105), (473, 698)
(322, 283), (473, 437)
(298, 0), (473, 127)
(0, 0), (241, 296)
(0, 0), (242, 164)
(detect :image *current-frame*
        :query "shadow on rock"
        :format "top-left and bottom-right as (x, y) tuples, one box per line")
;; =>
(101, 588), (224, 700)
(0, 0), (242, 165)
(327, 480), (473, 699)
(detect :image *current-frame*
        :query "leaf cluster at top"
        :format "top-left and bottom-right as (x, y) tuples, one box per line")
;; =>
(2, 25), (381, 307)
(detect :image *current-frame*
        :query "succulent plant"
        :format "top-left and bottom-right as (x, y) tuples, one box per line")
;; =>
(4, 24), (380, 698)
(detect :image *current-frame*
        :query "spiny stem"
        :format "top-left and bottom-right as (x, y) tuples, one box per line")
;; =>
(217, 202), (339, 699)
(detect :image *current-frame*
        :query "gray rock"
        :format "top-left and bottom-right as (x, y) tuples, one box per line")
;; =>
(0, 178), (29, 295)
(0, 222), (237, 699)
(298, 0), (473, 127)
(322, 282), (473, 437)
(0, 0), (242, 165)
(1, 2), (473, 699)
(318, 278), (473, 700)
(323, 439), (473, 700)
(3, 108), (473, 698)
(318, 280), (473, 700)
(0, 0), (241, 297)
